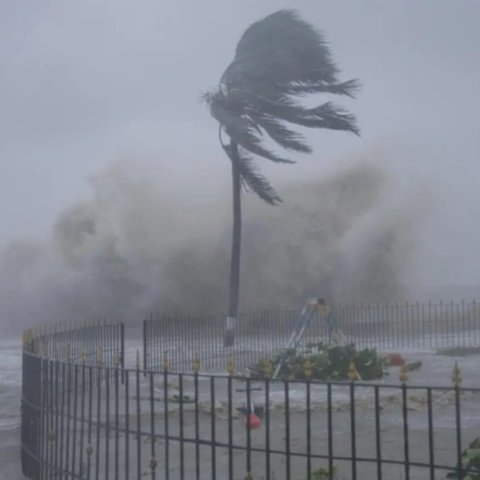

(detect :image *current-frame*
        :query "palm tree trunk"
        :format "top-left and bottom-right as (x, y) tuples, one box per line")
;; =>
(225, 141), (241, 347)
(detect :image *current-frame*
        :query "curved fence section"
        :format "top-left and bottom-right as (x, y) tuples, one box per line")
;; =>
(144, 300), (480, 372)
(21, 352), (480, 479)
(23, 321), (125, 366)
(20, 303), (480, 479)
(21, 321), (125, 479)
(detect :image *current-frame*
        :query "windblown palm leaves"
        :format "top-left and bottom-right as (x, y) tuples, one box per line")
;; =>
(205, 9), (360, 204)
(204, 9), (360, 347)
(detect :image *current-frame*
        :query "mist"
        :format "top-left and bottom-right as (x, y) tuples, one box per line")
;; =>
(0, 147), (429, 334)
(2, 1), (480, 334)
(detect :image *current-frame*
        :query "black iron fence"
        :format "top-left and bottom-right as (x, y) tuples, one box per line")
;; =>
(21, 348), (480, 480)
(21, 321), (125, 479)
(23, 320), (125, 367)
(20, 303), (480, 480)
(143, 300), (480, 372)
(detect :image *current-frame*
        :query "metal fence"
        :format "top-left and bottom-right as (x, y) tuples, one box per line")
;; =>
(23, 320), (125, 367)
(20, 304), (480, 480)
(21, 348), (480, 480)
(21, 321), (125, 479)
(143, 300), (480, 372)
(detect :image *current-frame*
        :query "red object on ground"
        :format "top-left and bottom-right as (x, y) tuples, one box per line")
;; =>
(388, 353), (406, 366)
(244, 413), (262, 429)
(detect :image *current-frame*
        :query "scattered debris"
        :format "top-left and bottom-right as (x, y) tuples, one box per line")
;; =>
(388, 353), (406, 366)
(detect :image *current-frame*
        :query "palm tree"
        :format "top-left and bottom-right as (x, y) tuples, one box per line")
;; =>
(204, 9), (360, 347)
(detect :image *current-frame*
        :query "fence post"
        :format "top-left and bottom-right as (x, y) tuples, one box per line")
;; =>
(400, 365), (410, 479)
(349, 367), (357, 480)
(163, 352), (170, 479)
(452, 362), (463, 478)
(193, 353), (201, 478)
(143, 317), (148, 372)
(227, 353), (234, 479)
(120, 322), (125, 370)
(21, 350), (42, 479)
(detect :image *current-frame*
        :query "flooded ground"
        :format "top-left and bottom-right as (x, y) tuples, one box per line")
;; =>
(6, 339), (480, 479)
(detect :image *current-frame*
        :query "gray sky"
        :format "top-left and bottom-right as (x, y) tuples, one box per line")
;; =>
(1, 0), (480, 285)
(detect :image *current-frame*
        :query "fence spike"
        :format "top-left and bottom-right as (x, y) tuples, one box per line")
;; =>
(303, 358), (314, 380)
(29, 328), (33, 349)
(96, 348), (104, 366)
(136, 349), (140, 370)
(399, 364), (409, 384)
(259, 358), (273, 378)
(347, 361), (360, 382)
(193, 353), (201, 373)
(82, 351), (87, 365)
(163, 351), (170, 372)
(149, 457), (158, 472)
(226, 352), (235, 376)
(452, 361), (462, 387)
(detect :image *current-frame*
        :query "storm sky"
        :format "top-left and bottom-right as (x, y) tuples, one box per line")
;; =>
(1, 0), (480, 288)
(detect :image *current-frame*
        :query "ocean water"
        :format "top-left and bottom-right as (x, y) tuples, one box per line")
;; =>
(0, 338), (23, 479)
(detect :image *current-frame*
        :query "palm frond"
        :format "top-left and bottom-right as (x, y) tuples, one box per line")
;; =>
(278, 78), (361, 98)
(246, 111), (312, 153)
(204, 9), (360, 205)
(224, 145), (282, 205)
(221, 9), (361, 101)
(209, 90), (295, 163)
(286, 102), (360, 135)
(242, 92), (359, 136)
(224, 10), (338, 89)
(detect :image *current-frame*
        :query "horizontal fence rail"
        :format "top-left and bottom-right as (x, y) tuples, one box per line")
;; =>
(21, 351), (480, 480)
(143, 300), (480, 372)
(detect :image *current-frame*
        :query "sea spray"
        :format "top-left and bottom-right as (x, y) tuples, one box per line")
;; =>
(0, 156), (419, 332)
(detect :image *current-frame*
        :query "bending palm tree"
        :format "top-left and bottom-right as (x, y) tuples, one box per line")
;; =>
(204, 9), (360, 347)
